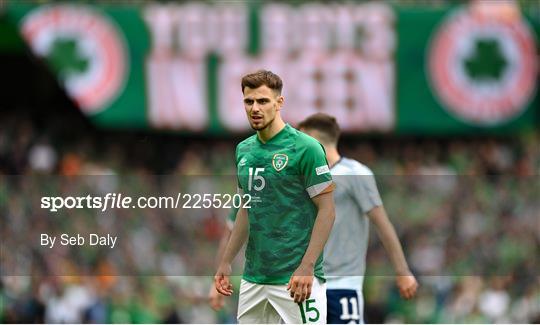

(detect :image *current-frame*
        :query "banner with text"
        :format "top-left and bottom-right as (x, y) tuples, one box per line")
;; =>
(5, 2), (539, 134)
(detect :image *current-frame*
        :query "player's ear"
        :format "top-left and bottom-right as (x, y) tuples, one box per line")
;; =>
(276, 95), (284, 110)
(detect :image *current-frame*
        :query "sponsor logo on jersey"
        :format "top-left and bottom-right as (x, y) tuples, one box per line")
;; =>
(21, 5), (128, 114)
(272, 154), (288, 172)
(316, 165), (330, 175)
(428, 6), (537, 125)
(238, 157), (247, 166)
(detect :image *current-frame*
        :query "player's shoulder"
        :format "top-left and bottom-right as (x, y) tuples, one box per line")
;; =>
(294, 128), (324, 151)
(334, 157), (374, 176)
(236, 134), (258, 152)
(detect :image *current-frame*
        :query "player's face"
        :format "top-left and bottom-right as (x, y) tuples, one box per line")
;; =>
(243, 85), (283, 131)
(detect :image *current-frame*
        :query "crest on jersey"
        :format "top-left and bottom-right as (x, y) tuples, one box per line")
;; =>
(272, 154), (288, 172)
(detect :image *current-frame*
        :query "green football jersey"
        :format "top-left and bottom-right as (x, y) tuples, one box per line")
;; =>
(235, 124), (333, 284)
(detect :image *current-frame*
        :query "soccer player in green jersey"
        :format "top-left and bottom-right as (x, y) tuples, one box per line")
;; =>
(214, 70), (336, 324)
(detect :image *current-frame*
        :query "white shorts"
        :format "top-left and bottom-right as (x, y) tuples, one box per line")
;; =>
(237, 278), (327, 324)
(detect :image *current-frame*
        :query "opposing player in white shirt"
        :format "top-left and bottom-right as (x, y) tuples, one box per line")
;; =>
(298, 113), (418, 324)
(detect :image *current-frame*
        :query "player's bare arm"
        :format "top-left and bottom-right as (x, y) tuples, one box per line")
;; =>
(209, 224), (232, 310)
(215, 208), (248, 297)
(367, 205), (418, 299)
(288, 190), (335, 303)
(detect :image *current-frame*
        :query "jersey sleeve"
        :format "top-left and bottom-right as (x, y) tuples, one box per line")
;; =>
(298, 136), (334, 198)
(235, 144), (243, 192)
(226, 207), (239, 230)
(350, 166), (382, 214)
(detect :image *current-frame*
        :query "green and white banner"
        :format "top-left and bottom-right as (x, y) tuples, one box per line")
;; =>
(4, 2), (539, 134)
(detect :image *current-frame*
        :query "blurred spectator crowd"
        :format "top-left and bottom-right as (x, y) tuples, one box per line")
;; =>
(0, 112), (539, 323)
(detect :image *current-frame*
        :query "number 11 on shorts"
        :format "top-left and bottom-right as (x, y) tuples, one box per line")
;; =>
(298, 299), (320, 323)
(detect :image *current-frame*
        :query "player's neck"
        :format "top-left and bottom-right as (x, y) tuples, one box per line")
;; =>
(325, 147), (341, 167)
(257, 117), (286, 143)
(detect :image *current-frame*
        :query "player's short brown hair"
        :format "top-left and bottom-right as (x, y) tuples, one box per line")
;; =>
(298, 113), (341, 145)
(241, 70), (283, 94)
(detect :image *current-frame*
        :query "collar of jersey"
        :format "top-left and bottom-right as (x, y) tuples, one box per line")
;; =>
(256, 123), (290, 145)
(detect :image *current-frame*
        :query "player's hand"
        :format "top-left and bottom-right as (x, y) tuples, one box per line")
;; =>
(396, 273), (418, 299)
(208, 285), (225, 310)
(287, 263), (314, 303)
(214, 263), (233, 297)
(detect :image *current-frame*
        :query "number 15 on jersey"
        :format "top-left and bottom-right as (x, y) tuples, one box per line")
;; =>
(248, 167), (265, 191)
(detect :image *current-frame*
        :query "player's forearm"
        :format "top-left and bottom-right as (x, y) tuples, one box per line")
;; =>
(368, 206), (411, 275)
(302, 210), (334, 267)
(220, 208), (248, 265)
(302, 192), (335, 267)
(214, 226), (232, 267)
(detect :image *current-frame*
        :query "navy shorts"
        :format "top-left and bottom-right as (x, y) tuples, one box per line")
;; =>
(326, 289), (363, 324)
